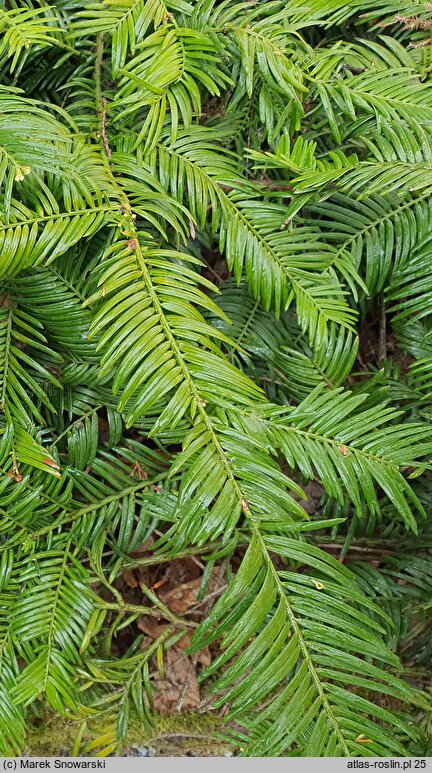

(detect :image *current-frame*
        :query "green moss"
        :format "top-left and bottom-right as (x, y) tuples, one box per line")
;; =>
(25, 710), (236, 757)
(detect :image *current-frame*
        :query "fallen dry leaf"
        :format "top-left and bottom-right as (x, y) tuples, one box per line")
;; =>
(159, 578), (202, 614)
(153, 649), (200, 714)
(173, 630), (211, 667)
(123, 569), (139, 588)
(162, 557), (202, 586)
(137, 616), (166, 639)
(137, 619), (212, 669)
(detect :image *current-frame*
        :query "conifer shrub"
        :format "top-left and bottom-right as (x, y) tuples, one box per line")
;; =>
(0, 0), (432, 757)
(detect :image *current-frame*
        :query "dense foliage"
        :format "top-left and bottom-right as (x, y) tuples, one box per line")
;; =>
(1, 0), (432, 757)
